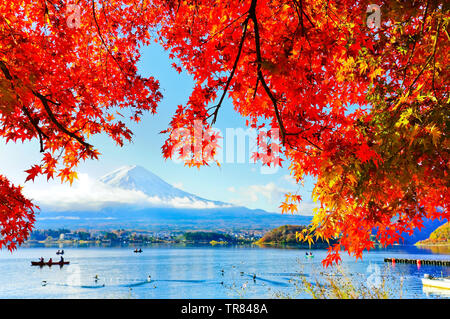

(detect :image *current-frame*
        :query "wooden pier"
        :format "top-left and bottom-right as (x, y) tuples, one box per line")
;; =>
(384, 258), (450, 266)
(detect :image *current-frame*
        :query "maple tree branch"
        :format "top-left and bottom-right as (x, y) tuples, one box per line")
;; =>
(0, 61), (48, 152)
(247, 0), (323, 152)
(21, 105), (48, 153)
(406, 18), (441, 96)
(249, 0), (286, 144)
(204, 1), (323, 151)
(401, 0), (430, 90)
(293, 0), (315, 31)
(285, 132), (323, 151)
(201, 11), (249, 46)
(209, 16), (251, 125)
(91, 0), (131, 82)
(32, 90), (92, 150)
(252, 76), (259, 100)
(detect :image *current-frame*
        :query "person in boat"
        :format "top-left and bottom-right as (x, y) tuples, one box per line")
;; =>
(60, 256), (64, 263)
(48, 258), (53, 264)
(39, 257), (44, 263)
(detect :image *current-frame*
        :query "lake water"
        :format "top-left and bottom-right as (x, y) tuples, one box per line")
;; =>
(0, 244), (449, 299)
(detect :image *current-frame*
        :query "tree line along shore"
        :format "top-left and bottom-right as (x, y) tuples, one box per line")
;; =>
(27, 223), (449, 248)
(25, 225), (332, 247)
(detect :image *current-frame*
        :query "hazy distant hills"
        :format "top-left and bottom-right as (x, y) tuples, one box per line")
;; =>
(34, 165), (312, 230)
(33, 165), (445, 240)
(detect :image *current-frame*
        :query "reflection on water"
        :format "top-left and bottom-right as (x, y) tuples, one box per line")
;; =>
(0, 245), (448, 299)
(417, 245), (450, 255)
(423, 286), (450, 298)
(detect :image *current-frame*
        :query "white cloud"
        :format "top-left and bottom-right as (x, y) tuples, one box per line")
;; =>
(248, 182), (290, 204)
(282, 174), (297, 185)
(228, 182), (289, 207)
(23, 173), (229, 212)
(227, 186), (236, 193)
(295, 201), (318, 216)
(228, 182), (317, 216)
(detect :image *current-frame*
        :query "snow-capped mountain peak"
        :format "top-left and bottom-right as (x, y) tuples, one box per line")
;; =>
(98, 165), (219, 204)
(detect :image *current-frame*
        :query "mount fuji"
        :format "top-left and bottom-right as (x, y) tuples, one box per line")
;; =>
(100, 165), (193, 198)
(97, 165), (227, 208)
(34, 165), (313, 230)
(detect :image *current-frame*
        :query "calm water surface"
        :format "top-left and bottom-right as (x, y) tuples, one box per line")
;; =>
(0, 245), (449, 299)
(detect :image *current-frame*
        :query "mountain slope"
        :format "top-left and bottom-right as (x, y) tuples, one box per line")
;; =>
(99, 165), (225, 206)
(100, 165), (196, 199)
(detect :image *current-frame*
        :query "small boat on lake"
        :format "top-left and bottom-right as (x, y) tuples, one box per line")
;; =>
(421, 274), (450, 290)
(31, 261), (70, 267)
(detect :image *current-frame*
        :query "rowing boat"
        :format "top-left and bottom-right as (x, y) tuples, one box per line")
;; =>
(31, 261), (70, 266)
(421, 274), (450, 290)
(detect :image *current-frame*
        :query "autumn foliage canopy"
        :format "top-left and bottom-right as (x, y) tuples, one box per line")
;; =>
(0, 0), (448, 265)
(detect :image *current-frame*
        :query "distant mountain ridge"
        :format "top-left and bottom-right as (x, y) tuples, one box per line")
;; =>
(33, 165), (447, 239)
(35, 165), (313, 230)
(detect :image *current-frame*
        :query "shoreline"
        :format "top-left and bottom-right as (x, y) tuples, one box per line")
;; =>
(415, 242), (450, 247)
(20, 241), (422, 252)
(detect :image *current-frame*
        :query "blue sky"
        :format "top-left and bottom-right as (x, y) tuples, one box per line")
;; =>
(0, 44), (317, 215)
